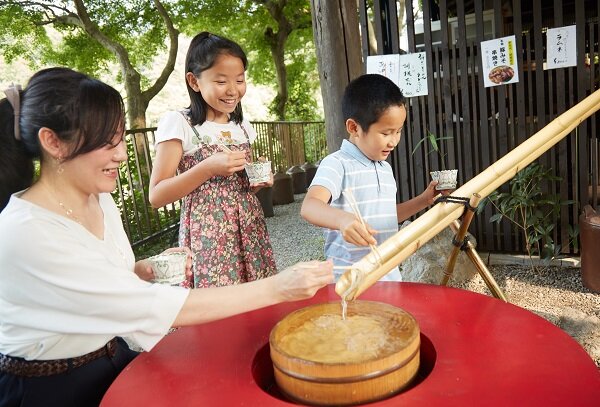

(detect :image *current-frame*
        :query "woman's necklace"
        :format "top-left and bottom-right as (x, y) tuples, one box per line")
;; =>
(43, 181), (130, 267)
(41, 182), (84, 225)
(56, 200), (83, 224)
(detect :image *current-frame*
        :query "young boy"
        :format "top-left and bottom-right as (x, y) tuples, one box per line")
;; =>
(301, 74), (440, 281)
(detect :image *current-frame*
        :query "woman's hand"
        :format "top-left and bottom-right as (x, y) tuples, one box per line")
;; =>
(134, 259), (155, 282)
(135, 247), (194, 282)
(205, 150), (246, 177)
(275, 260), (334, 301)
(161, 246), (194, 279)
(339, 212), (377, 246)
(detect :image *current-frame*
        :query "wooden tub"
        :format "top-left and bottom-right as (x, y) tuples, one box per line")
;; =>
(269, 300), (420, 406)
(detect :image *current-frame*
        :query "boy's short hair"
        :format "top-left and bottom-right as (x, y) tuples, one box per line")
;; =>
(342, 74), (406, 132)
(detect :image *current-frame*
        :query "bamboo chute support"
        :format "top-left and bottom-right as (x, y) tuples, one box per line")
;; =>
(336, 88), (600, 301)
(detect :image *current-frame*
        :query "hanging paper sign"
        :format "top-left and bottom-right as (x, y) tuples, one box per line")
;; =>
(398, 52), (428, 97)
(366, 54), (401, 88)
(546, 25), (577, 69)
(480, 35), (519, 88)
(366, 53), (428, 97)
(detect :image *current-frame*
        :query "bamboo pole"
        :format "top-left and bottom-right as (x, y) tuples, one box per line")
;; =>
(336, 88), (600, 301)
(441, 194), (482, 286)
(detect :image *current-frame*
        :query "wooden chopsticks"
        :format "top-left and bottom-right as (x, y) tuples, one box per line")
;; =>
(218, 143), (233, 153)
(342, 188), (383, 265)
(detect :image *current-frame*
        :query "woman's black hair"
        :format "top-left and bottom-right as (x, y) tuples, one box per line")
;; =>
(342, 74), (406, 132)
(0, 67), (125, 211)
(185, 32), (248, 126)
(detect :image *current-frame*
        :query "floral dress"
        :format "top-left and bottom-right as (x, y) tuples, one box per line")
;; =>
(178, 113), (277, 288)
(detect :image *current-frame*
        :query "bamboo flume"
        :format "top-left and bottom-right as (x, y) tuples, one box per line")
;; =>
(336, 88), (600, 301)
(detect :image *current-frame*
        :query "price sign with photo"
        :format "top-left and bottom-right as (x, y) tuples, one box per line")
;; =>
(480, 35), (519, 88)
(546, 25), (577, 69)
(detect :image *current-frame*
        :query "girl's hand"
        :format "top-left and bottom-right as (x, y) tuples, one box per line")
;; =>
(339, 213), (377, 246)
(250, 156), (273, 192)
(205, 150), (247, 177)
(250, 171), (274, 193)
(275, 260), (334, 301)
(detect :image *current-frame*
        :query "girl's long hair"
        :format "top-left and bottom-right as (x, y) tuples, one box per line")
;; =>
(185, 32), (248, 126)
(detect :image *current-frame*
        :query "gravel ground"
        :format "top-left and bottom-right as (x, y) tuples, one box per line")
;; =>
(265, 194), (600, 367)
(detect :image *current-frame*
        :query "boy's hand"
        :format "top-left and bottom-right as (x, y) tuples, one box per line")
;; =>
(421, 180), (442, 205)
(339, 213), (378, 246)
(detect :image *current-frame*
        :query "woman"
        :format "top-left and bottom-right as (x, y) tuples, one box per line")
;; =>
(0, 67), (333, 407)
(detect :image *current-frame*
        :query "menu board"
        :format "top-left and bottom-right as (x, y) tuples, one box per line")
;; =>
(546, 25), (577, 69)
(480, 35), (519, 88)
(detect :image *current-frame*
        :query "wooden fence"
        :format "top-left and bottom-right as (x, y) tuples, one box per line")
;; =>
(363, 0), (600, 254)
(114, 121), (326, 251)
(252, 121), (327, 171)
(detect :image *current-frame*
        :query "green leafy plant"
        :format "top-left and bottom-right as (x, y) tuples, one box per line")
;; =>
(484, 162), (578, 271)
(411, 130), (453, 170)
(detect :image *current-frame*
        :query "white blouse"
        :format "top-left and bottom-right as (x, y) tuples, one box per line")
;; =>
(0, 192), (189, 360)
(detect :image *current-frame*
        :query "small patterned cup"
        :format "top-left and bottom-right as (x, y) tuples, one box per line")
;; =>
(245, 161), (272, 184)
(147, 252), (188, 285)
(430, 169), (458, 190)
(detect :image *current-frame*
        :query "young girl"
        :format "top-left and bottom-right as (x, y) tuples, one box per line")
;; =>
(149, 32), (277, 288)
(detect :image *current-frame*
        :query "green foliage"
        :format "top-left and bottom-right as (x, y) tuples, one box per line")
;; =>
(0, 3), (53, 67)
(111, 134), (180, 248)
(0, 1), (169, 79)
(411, 130), (452, 170)
(483, 162), (578, 271)
(302, 122), (327, 164)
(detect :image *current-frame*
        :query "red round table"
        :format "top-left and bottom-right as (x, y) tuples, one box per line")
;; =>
(102, 283), (600, 406)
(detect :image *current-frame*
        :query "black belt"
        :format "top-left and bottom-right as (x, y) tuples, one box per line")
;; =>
(0, 338), (118, 377)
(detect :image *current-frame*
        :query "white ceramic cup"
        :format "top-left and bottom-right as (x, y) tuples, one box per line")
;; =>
(245, 161), (272, 184)
(147, 252), (188, 285)
(430, 169), (458, 190)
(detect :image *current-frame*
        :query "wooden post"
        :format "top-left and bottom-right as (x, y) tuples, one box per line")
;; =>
(310, 0), (362, 153)
(441, 193), (481, 286)
(448, 221), (507, 301)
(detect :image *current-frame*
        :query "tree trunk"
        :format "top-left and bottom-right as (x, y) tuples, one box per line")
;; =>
(262, 0), (293, 120)
(123, 69), (149, 129)
(265, 27), (290, 120)
(73, 0), (178, 130)
(310, 0), (362, 153)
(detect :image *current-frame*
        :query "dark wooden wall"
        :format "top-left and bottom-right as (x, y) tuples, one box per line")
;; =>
(361, 0), (600, 254)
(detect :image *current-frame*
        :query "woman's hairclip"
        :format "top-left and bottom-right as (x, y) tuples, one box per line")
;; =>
(3, 84), (22, 141)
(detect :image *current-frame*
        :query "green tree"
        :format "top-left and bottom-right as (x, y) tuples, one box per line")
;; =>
(0, 0), (178, 129)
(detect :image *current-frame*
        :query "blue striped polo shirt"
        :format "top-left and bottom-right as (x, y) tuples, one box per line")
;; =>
(310, 139), (402, 281)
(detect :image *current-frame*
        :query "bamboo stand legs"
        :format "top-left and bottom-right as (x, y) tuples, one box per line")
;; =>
(440, 194), (507, 302)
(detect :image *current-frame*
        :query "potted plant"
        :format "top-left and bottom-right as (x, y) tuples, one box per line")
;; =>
(484, 162), (578, 272)
(411, 130), (458, 190)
